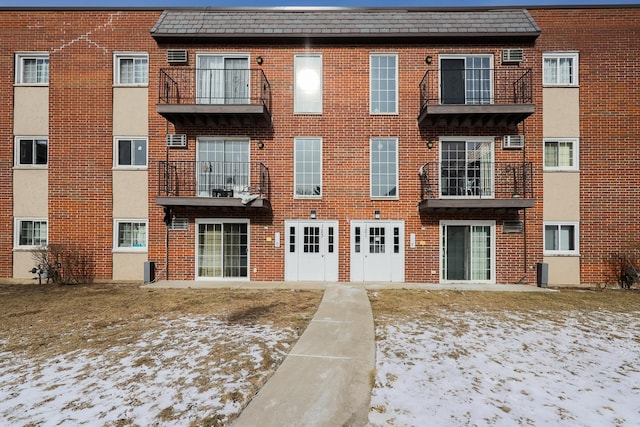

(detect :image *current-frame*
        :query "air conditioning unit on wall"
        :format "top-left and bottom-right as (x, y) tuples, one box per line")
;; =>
(167, 49), (188, 64)
(503, 135), (524, 149)
(166, 134), (187, 148)
(502, 48), (524, 63)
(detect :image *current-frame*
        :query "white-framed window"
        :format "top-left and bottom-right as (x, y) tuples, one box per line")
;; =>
(15, 137), (48, 166)
(114, 220), (147, 251)
(294, 54), (322, 114)
(370, 53), (398, 114)
(196, 219), (249, 279)
(440, 54), (493, 105)
(370, 137), (398, 198)
(543, 52), (579, 86)
(114, 53), (148, 86)
(544, 222), (579, 255)
(15, 53), (49, 85)
(14, 218), (48, 248)
(544, 138), (579, 171)
(440, 137), (494, 198)
(294, 137), (322, 198)
(115, 137), (147, 168)
(196, 54), (249, 104)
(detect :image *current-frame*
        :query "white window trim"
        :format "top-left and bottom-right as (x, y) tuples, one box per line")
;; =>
(294, 137), (323, 199)
(194, 218), (251, 281)
(294, 53), (323, 115)
(113, 219), (148, 252)
(544, 221), (580, 256)
(370, 53), (399, 115)
(15, 52), (49, 86)
(14, 218), (48, 250)
(113, 52), (149, 87)
(543, 137), (579, 171)
(438, 54), (494, 105)
(113, 136), (148, 170)
(542, 51), (579, 87)
(14, 136), (48, 168)
(370, 137), (399, 199)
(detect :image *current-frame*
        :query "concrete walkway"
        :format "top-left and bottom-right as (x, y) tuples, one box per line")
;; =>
(232, 284), (375, 427)
(141, 280), (550, 426)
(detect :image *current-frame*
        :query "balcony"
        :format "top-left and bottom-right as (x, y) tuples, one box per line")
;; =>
(157, 68), (272, 127)
(418, 67), (534, 128)
(418, 161), (534, 212)
(156, 161), (271, 210)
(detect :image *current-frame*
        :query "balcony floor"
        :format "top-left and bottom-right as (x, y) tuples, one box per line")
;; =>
(418, 104), (535, 128)
(419, 197), (534, 212)
(156, 195), (270, 210)
(157, 104), (271, 127)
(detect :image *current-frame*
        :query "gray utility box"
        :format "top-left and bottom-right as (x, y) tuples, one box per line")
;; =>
(536, 262), (548, 288)
(144, 261), (155, 283)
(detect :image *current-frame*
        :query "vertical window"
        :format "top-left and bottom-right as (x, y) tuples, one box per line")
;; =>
(15, 137), (48, 166)
(115, 220), (148, 250)
(370, 53), (398, 114)
(544, 138), (579, 170)
(294, 54), (322, 114)
(114, 53), (148, 85)
(440, 55), (492, 105)
(289, 226), (296, 253)
(355, 227), (361, 253)
(543, 52), (578, 86)
(15, 53), (49, 85)
(15, 219), (48, 248)
(115, 138), (147, 167)
(544, 223), (579, 255)
(328, 226), (335, 254)
(370, 138), (398, 198)
(294, 137), (322, 198)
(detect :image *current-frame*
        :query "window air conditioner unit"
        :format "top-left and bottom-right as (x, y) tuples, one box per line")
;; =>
(169, 218), (189, 231)
(503, 135), (524, 149)
(502, 48), (524, 63)
(166, 134), (187, 148)
(503, 220), (524, 234)
(167, 49), (188, 64)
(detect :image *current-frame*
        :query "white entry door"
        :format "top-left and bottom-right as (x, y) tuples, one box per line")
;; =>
(285, 221), (338, 281)
(350, 221), (404, 282)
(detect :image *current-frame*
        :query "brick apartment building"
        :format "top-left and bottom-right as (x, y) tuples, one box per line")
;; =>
(1, 6), (638, 286)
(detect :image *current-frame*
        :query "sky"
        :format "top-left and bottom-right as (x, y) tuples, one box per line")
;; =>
(1, 0), (639, 8)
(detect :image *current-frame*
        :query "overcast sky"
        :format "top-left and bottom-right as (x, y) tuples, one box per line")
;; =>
(2, 0), (638, 8)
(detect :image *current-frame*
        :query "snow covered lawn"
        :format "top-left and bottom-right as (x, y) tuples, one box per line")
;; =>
(370, 308), (640, 426)
(0, 317), (297, 426)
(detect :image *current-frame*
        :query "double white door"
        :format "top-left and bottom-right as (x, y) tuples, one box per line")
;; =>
(284, 221), (338, 282)
(350, 221), (404, 282)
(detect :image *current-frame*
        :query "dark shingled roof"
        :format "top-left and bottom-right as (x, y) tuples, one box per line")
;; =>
(150, 9), (541, 39)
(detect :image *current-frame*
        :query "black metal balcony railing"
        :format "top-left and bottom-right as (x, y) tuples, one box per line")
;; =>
(419, 68), (533, 109)
(419, 162), (533, 200)
(158, 68), (272, 112)
(158, 160), (270, 200)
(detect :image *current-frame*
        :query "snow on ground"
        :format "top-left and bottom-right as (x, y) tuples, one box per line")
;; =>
(369, 310), (640, 426)
(0, 317), (296, 426)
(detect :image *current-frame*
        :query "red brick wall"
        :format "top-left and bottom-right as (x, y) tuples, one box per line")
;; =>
(530, 8), (640, 285)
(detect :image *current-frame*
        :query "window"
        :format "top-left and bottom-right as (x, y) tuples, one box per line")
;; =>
(197, 138), (249, 196)
(370, 54), (398, 114)
(440, 55), (492, 104)
(15, 219), (47, 248)
(440, 138), (494, 197)
(294, 137), (322, 198)
(197, 54), (249, 104)
(15, 53), (49, 85)
(543, 52), (578, 86)
(114, 220), (147, 251)
(294, 54), (322, 114)
(197, 220), (249, 278)
(544, 138), (579, 170)
(370, 138), (398, 198)
(15, 137), (47, 166)
(544, 222), (579, 255)
(114, 53), (148, 85)
(115, 138), (147, 167)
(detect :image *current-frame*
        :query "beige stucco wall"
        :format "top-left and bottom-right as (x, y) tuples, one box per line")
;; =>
(13, 169), (48, 217)
(13, 251), (39, 279)
(543, 172), (580, 220)
(542, 88), (579, 136)
(112, 252), (147, 281)
(112, 170), (148, 217)
(113, 87), (148, 135)
(544, 255), (581, 286)
(14, 87), (49, 135)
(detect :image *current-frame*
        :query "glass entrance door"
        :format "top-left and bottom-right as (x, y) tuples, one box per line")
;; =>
(442, 222), (494, 282)
(196, 56), (249, 104)
(197, 221), (248, 279)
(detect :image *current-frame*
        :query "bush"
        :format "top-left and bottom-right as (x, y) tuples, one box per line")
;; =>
(31, 244), (95, 285)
